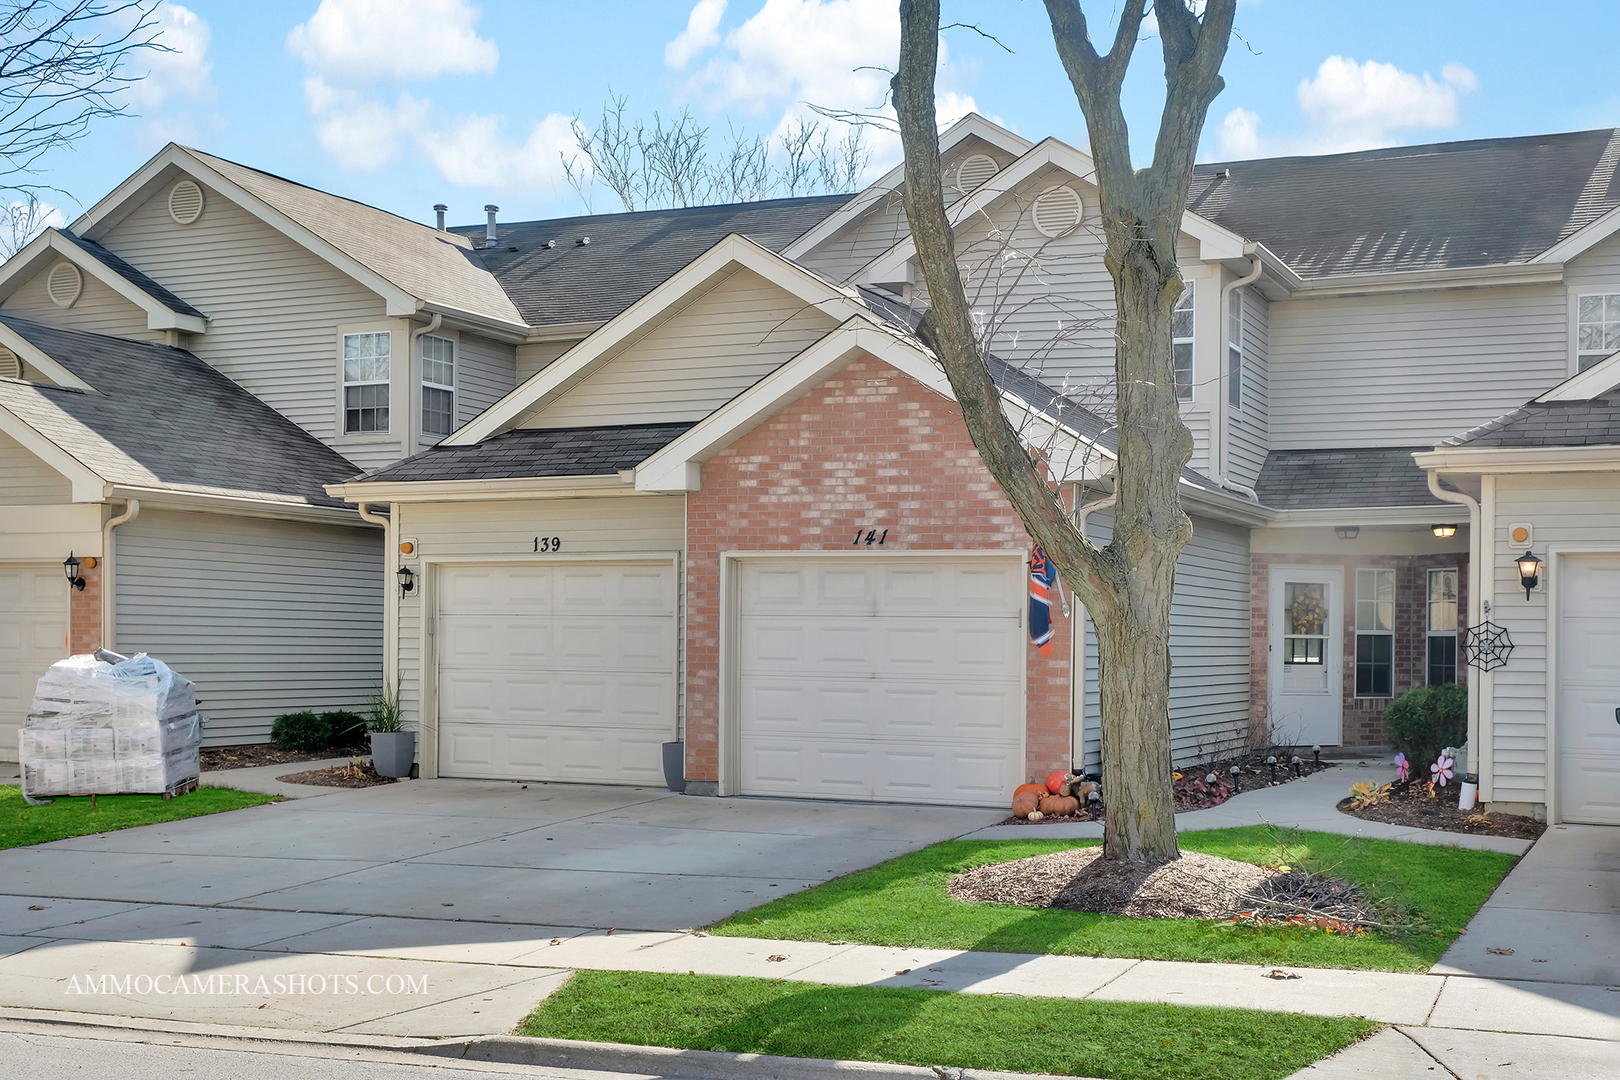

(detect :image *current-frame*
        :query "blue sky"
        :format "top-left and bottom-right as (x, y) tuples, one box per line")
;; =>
(24, 1), (1620, 231)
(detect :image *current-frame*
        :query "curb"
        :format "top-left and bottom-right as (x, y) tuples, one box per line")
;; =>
(421, 1035), (1096, 1080)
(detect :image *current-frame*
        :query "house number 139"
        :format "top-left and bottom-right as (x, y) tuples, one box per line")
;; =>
(534, 536), (562, 552)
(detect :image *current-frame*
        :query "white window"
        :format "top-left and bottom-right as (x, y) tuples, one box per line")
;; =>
(1355, 568), (1395, 698)
(343, 332), (390, 434)
(1172, 281), (1194, 401)
(1426, 567), (1458, 686)
(1227, 289), (1243, 410)
(1577, 293), (1620, 371)
(421, 334), (455, 439)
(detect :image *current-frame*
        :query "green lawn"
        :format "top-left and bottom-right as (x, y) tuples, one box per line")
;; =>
(0, 785), (276, 849)
(710, 826), (1517, 972)
(521, 971), (1379, 1080)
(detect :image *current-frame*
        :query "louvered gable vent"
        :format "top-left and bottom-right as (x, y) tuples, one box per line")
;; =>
(46, 262), (82, 307)
(953, 153), (999, 194)
(169, 179), (204, 224)
(0, 346), (18, 380)
(1033, 186), (1084, 237)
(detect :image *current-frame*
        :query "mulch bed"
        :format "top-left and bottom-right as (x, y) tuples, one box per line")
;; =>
(1337, 784), (1545, 840)
(276, 758), (397, 788)
(200, 743), (370, 772)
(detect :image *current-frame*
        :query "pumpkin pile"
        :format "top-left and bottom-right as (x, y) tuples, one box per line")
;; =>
(1012, 770), (1100, 821)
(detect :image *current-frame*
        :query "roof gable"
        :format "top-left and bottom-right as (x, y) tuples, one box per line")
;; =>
(0, 228), (207, 333)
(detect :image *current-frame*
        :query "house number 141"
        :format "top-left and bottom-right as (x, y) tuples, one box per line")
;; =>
(534, 537), (562, 552)
(852, 529), (888, 546)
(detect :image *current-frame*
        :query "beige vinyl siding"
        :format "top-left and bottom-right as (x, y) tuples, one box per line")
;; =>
(519, 269), (839, 429)
(1227, 287), (1270, 487)
(96, 181), (389, 449)
(1564, 229), (1620, 374)
(1185, 410), (1212, 476)
(1, 265), (160, 341)
(1268, 285), (1567, 449)
(516, 339), (578, 384)
(113, 508), (382, 746)
(0, 430), (71, 504)
(394, 495), (686, 741)
(1078, 511), (1251, 769)
(455, 333), (516, 425)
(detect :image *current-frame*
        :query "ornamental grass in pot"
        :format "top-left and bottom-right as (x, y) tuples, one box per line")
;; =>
(367, 683), (414, 778)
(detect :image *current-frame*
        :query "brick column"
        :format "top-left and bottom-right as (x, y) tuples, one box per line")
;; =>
(69, 557), (103, 655)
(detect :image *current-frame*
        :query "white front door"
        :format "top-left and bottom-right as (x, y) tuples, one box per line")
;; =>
(436, 560), (678, 783)
(0, 564), (69, 760)
(1558, 556), (1620, 825)
(1268, 566), (1343, 746)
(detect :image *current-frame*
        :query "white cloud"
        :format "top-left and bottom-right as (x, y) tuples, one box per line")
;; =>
(666, 0), (727, 70)
(129, 2), (213, 109)
(1215, 106), (1262, 159)
(287, 0), (497, 83)
(420, 113), (577, 190)
(304, 77), (431, 171)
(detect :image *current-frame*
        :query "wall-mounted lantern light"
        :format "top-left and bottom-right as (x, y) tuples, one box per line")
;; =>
(396, 565), (416, 596)
(1432, 523), (1458, 538)
(1334, 525), (1359, 540)
(1516, 550), (1542, 599)
(63, 552), (85, 591)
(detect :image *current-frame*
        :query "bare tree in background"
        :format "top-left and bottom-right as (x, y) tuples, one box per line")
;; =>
(0, 191), (53, 256)
(894, 0), (1237, 863)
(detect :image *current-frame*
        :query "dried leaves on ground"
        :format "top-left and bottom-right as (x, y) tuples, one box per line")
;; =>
(201, 743), (370, 772)
(1337, 785), (1545, 839)
(276, 758), (396, 788)
(1002, 755), (1338, 825)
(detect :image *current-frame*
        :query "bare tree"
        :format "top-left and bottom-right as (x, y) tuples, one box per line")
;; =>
(0, 191), (53, 256)
(893, 0), (1237, 863)
(0, 1), (166, 200)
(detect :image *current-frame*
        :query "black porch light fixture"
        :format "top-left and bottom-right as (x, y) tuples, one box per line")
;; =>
(1516, 550), (1542, 599)
(1334, 525), (1359, 540)
(63, 552), (84, 591)
(1432, 523), (1458, 538)
(396, 564), (416, 596)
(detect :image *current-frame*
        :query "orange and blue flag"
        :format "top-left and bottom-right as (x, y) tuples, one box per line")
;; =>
(1030, 545), (1059, 657)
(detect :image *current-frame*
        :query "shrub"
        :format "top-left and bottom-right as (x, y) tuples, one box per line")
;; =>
(271, 710), (331, 752)
(319, 710), (367, 747)
(1382, 684), (1467, 773)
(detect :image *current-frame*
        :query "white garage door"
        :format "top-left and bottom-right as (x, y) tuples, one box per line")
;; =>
(0, 565), (68, 760)
(436, 560), (677, 783)
(1559, 556), (1620, 825)
(737, 555), (1025, 807)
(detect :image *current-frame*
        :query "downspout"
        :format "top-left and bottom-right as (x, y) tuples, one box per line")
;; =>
(99, 499), (139, 651)
(1427, 471), (1483, 782)
(1073, 474), (1116, 776)
(1215, 255), (1264, 503)
(356, 502), (397, 697)
(408, 313), (443, 450)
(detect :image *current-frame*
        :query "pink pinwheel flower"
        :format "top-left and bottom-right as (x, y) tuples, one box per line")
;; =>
(1394, 753), (1410, 783)
(1431, 754), (1455, 787)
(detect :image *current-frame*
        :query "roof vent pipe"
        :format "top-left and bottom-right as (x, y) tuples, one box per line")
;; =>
(434, 204), (447, 231)
(484, 204), (499, 247)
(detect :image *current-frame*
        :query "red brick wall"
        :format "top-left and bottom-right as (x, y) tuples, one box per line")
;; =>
(69, 557), (102, 656)
(684, 354), (1075, 785)
(1251, 550), (1468, 748)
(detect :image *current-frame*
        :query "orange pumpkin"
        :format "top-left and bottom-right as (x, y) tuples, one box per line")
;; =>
(1011, 784), (1044, 819)
(1037, 793), (1080, 817)
(1046, 771), (1071, 795)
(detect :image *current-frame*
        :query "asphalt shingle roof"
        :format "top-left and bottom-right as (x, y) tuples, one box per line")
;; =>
(1439, 398), (1620, 448)
(1189, 128), (1620, 278)
(1255, 447), (1452, 510)
(55, 230), (207, 319)
(450, 196), (850, 327)
(0, 315), (358, 507)
(352, 422), (696, 484)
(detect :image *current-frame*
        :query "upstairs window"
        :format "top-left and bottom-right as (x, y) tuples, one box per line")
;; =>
(421, 334), (456, 439)
(1578, 293), (1620, 371)
(343, 331), (390, 434)
(1427, 567), (1459, 685)
(1173, 282), (1194, 400)
(1228, 289), (1244, 410)
(1355, 567), (1395, 698)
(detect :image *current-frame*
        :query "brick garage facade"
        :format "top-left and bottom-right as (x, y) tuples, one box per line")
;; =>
(683, 354), (1075, 787)
(69, 557), (102, 655)
(1251, 549), (1469, 748)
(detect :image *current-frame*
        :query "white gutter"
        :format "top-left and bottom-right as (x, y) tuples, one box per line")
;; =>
(1214, 256), (1263, 503)
(101, 484), (374, 526)
(99, 499), (138, 651)
(1427, 471), (1484, 785)
(356, 502), (398, 696)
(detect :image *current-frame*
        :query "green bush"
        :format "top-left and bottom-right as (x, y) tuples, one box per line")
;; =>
(320, 710), (367, 747)
(270, 710), (330, 752)
(1382, 684), (1467, 773)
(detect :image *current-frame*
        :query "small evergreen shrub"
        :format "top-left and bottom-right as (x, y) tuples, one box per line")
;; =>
(319, 710), (367, 747)
(271, 710), (331, 752)
(1382, 684), (1467, 773)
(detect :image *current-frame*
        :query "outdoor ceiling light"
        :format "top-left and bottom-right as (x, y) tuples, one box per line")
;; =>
(63, 552), (84, 591)
(396, 564), (416, 596)
(1516, 550), (1542, 600)
(1334, 525), (1359, 540)
(1432, 523), (1458, 538)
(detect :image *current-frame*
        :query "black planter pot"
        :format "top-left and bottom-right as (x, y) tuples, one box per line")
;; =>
(662, 740), (686, 793)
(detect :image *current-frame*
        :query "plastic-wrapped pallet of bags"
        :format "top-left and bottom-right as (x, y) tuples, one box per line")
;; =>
(20, 651), (202, 801)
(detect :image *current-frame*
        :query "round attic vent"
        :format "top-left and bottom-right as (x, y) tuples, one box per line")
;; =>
(169, 179), (204, 225)
(1032, 185), (1084, 237)
(0, 346), (18, 380)
(46, 261), (82, 307)
(953, 153), (999, 194)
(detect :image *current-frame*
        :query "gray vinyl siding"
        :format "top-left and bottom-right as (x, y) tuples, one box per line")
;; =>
(1227, 287), (1270, 488)
(1565, 228), (1620, 292)
(518, 269), (838, 429)
(0, 430), (71, 503)
(1268, 284), (1568, 449)
(113, 508), (383, 746)
(394, 496), (686, 741)
(1185, 410), (1212, 476)
(455, 333), (516, 425)
(95, 180), (390, 451)
(516, 340), (577, 384)
(1079, 511), (1251, 770)
(1, 265), (160, 341)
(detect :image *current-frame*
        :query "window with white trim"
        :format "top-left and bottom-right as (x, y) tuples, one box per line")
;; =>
(342, 332), (390, 434)
(1172, 281), (1194, 401)
(1355, 567), (1395, 698)
(1227, 289), (1243, 410)
(421, 334), (455, 439)
(1577, 293), (1620, 371)
(1426, 567), (1458, 686)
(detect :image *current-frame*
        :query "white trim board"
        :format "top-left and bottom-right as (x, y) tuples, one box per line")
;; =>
(0, 228), (207, 333)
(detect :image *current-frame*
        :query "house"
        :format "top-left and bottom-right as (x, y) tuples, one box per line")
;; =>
(4, 118), (1617, 826)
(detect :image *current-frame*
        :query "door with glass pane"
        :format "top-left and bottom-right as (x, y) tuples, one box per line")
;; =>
(1269, 566), (1343, 745)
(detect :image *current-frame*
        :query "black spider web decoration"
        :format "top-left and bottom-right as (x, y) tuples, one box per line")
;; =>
(1461, 621), (1514, 672)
